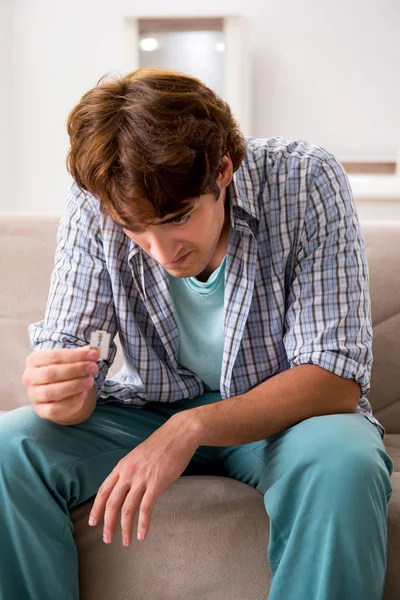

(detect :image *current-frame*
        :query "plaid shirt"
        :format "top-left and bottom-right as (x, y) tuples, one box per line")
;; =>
(29, 136), (384, 439)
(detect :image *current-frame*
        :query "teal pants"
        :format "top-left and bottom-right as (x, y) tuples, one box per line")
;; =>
(0, 392), (394, 600)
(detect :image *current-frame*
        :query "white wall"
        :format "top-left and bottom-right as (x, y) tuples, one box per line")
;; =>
(252, 0), (400, 161)
(1, 0), (400, 213)
(0, 0), (13, 211)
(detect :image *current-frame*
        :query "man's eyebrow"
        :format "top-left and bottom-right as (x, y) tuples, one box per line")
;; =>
(114, 207), (194, 231)
(113, 221), (144, 233)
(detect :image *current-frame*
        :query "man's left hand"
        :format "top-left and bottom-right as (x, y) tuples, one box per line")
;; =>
(88, 412), (200, 546)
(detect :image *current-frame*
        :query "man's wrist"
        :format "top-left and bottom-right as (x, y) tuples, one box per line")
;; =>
(170, 408), (204, 448)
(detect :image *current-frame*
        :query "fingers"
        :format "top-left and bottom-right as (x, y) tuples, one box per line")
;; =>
(22, 345), (100, 405)
(133, 489), (155, 543)
(26, 345), (99, 369)
(88, 471), (123, 540)
(120, 488), (148, 546)
(102, 483), (139, 545)
(29, 373), (95, 404)
(37, 390), (88, 420)
(24, 360), (98, 388)
(89, 476), (152, 547)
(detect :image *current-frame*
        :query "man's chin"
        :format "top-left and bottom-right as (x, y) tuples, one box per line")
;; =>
(165, 266), (198, 278)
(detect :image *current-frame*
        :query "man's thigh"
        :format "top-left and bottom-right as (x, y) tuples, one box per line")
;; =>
(217, 413), (394, 496)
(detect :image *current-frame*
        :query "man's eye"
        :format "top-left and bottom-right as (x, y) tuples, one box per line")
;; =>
(172, 213), (191, 226)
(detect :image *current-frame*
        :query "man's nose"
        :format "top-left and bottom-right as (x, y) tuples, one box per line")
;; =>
(148, 231), (182, 265)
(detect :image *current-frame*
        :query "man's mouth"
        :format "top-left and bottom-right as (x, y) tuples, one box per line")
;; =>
(166, 251), (191, 266)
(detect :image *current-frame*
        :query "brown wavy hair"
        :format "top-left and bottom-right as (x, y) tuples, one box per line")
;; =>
(66, 68), (247, 225)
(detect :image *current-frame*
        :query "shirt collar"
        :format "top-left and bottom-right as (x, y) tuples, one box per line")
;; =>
(229, 158), (260, 223)
(228, 156), (260, 238)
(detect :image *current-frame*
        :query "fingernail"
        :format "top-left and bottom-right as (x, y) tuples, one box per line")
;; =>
(137, 532), (144, 541)
(103, 534), (110, 544)
(87, 349), (99, 360)
(122, 539), (129, 547)
(88, 517), (95, 526)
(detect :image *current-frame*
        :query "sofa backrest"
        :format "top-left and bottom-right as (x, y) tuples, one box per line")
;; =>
(0, 214), (399, 431)
(361, 224), (400, 432)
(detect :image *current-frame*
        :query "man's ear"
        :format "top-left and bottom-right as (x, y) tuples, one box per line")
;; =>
(218, 155), (233, 188)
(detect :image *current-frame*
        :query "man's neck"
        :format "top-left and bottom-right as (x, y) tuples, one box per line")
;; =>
(196, 197), (231, 282)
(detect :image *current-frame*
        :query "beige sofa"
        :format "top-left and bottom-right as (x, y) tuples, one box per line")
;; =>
(1, 213), (399, 599)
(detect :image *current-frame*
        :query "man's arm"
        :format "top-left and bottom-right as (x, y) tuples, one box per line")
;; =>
(177, 364), (360, 447)
(176, 155), (370, 448)
(28, 183), (118, 399)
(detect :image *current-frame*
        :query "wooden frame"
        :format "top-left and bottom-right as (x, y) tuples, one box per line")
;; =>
(123, 15), (252, 135)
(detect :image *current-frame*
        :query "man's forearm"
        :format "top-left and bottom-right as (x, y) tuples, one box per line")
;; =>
(180, 364), (361, 447)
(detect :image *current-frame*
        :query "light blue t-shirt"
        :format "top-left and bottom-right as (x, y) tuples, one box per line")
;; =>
(168, 257), (226, 392)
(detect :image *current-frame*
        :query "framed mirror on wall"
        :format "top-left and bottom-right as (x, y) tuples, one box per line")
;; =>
(123, 15), (252, 136)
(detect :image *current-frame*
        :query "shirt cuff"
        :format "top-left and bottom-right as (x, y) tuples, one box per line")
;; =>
(290, 350), (371, 398)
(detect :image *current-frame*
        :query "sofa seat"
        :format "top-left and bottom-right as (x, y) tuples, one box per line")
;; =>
(70, 437), (400, 600)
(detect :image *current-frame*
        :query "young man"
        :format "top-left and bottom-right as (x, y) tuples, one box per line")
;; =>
(0, 68), (394, 599)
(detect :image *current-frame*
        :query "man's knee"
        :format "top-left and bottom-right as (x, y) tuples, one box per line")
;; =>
(289, 413), (392, 496)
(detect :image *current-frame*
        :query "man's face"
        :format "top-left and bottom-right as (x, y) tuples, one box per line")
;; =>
(117, 189), (228, 279)
(115, 156), (233, 279)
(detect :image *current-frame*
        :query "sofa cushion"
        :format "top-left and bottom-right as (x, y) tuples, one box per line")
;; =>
(71, 476), (272, 600)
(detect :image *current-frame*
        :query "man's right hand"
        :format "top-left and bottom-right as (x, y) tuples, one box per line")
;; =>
(22, 345), (100, 424)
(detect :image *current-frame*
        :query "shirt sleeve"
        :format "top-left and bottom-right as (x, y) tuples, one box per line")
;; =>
(28, 183), (118, 397)
(282, 154), (373, 398)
